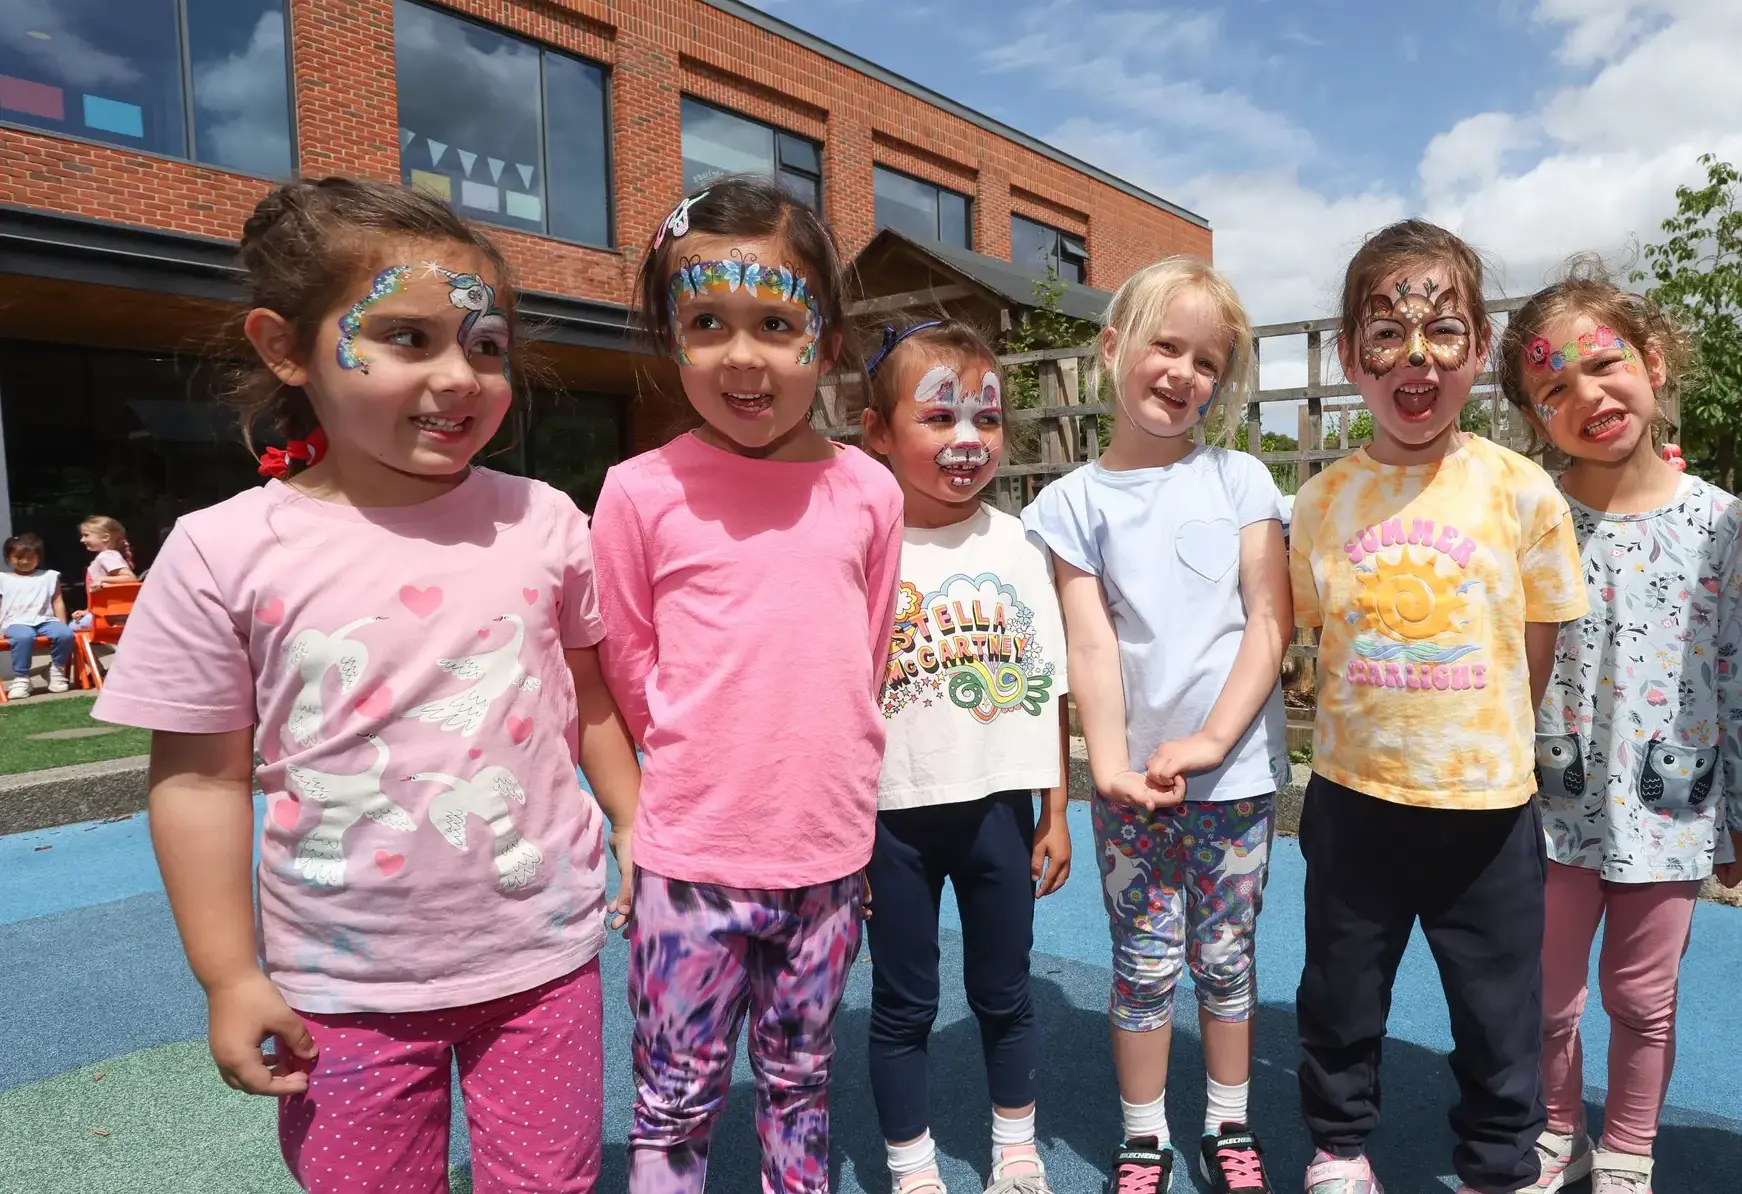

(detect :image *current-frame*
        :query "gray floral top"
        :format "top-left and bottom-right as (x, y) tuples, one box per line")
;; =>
(1536, 476), (1742, 882)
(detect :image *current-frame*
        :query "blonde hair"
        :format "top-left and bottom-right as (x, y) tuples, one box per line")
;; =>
(1092, 256), (1256, 421)
(81, 515), (133, 568)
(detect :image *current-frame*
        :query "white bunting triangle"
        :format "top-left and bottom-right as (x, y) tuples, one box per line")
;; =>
(515, 163), (534, 189)
(457, 150), (477, 177)
(427, 139), (448, 167)
(399, 128), (415, 149)
(488, 157), (505, 183)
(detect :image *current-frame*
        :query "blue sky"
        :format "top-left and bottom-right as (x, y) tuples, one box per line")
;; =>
(746, 0), (1742, 425)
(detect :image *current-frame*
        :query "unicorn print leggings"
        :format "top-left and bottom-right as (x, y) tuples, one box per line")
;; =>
(627, 869), (863, 1194)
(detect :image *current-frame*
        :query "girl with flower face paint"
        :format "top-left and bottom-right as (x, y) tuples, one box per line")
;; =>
(860, 319), (1073, 1194)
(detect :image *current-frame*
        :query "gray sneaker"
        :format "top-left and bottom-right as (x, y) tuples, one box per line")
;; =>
(1590, 1148), (1653, 1194)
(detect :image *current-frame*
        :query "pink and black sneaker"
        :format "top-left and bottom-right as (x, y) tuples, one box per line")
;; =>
(1105, 1136), (1172, 1194)
(1200, 1123), (1271, 1192)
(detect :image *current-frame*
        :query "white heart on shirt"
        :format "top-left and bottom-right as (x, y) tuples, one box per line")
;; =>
(1175, 518), (1238, 582)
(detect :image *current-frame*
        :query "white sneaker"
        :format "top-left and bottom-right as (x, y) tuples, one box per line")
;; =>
(1590, 1148), (1653, 1194)
(47, 665), (69, 694)
(7, 677), (29, 700)
(1531, 1127), (1593, 1191)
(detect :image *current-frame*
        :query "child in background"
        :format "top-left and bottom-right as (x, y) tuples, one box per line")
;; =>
(93, 177), (640, 1194)
(2, 532), (75, 697)
(1289, 220), (1588, 1194)
(858, 318), (1072, 1194)
(71, 515), (139, 628)
(1498, 269), (1742, 1194)
(591, 175), (904, 1193)
(1024, 258), (1291, 1194)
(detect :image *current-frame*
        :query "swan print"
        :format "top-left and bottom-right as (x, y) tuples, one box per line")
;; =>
(284, 615), (383, 746)
(403, 614), (542, 736)
(286, 735), (417, 888)
(411, 765), (543, 891)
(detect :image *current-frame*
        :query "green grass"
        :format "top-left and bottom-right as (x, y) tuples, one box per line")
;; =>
(0, 695), (149, 776)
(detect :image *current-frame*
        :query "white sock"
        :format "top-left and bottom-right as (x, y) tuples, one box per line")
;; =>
(887, 1132), (937, 1183)
(1204, 1077), (1249, 1136)
(1120, 1093), (1169, 1147)
(991, 1106), (1036, 1162)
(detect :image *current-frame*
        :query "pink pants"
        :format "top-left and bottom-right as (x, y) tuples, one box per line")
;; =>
(279, 960), (603, 1193)
(1540, 861), (1697, 1155)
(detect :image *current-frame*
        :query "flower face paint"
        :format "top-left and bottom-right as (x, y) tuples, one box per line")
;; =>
(1360, 279), (1471, 376)
(915, 364), (1001, 487)
(1525, 325), (1637, 376)
(335, 262), (511, 377)
(667, 255), (824, 366)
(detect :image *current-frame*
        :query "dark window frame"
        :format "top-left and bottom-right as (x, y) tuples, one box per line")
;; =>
(0, 0), (299, 178)
(1011, 212), (1089, 285)
(394, 0), (616, 250)
(679, 95), (824, 216)
(873, 164), (973, 249)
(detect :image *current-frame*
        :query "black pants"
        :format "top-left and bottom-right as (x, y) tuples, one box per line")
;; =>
(1296, 775), (1547, 1194)
(865, 791), (1037, 1143)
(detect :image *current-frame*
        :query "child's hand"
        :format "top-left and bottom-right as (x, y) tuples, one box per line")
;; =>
(857, 869), (874, 920)
(1146, 733), (1227, 794)
(1103, 768), (1184, 812)
(1716, 833), (1742, 888)
(1032, 808), (1073, 897)
(607, 827), (634, 934)
(206, 972), (317, 1097)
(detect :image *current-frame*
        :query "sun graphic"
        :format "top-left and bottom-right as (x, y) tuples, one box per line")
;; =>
(1353, 550), (1467, 641)
(893, 581), (923, 625)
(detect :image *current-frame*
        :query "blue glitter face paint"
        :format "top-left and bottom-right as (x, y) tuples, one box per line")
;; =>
(666, 254), (823, 366)
(1198, 380), (1220, 417)
(336, 265), (413, 373)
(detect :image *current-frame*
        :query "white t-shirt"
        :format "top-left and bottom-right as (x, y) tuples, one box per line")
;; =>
(0, 569), (61, 628)
(1023, 446), (1290, 802)
(878, 504), (1069, 811)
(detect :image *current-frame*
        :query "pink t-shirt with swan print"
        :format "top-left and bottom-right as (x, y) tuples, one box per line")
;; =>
(93, 468), (609, 1015)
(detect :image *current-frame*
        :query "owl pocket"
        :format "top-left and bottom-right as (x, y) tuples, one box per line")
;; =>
(1534, 730), (1588, 801)
(1636, 735), (1720, 811)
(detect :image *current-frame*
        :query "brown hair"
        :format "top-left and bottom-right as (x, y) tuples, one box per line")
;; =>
(1338, 219), (1492, 366)
(3, 532), (45, 562)
(635, 173), (858, 378)
(1497, 256), (1691, 429)
(230, 177), (518, 456)
(80, 516), (133, 569)
(860, 318), (1005, 426)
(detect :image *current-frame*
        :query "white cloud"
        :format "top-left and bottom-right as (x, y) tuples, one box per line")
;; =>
(1418, 113), (1535, 197)
(193, 13), (293, 177)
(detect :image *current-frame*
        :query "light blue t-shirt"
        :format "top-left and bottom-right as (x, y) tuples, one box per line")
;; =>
(1022, 445), (1290, 802)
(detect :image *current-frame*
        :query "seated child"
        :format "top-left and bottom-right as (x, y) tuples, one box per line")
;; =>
(2, 533), (75, 698)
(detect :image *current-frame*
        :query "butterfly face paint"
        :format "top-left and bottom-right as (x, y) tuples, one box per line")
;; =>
(1360, 279), (1471, 377)
(915, 364), (1001, 487)
(667, 255), (824, 366)
(335, 262), (511, 377)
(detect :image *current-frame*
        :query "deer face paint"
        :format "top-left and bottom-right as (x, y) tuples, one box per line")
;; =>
(1360, 279), (1471, 377)
(915, 364), (1002, 487)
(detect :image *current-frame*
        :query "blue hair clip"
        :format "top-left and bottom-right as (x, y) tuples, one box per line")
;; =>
(865, 321), (944, 377)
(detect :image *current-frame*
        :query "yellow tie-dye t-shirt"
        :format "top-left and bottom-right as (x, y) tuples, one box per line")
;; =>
(1290, 436), (1588, 808)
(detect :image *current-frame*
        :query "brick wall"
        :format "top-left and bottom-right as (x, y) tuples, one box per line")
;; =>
(0, 0), (1209, 308)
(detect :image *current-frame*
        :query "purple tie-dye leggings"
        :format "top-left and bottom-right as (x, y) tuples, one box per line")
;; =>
(627, 869), (863, 1194)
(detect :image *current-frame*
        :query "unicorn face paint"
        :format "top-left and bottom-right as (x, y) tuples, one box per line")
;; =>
(336, 263), (512, 377)
(337, 265), (413, 373)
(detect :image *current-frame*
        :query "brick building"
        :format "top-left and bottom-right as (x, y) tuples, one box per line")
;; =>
(0, 0), (1206, 583)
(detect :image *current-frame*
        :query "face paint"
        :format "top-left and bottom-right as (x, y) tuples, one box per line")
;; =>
(1198, 380), (1220, 417)
(1525, 325), (1637, 374)
(916, 365), (1001, 487)
(667, 256), (824, 366)
(1359, 279), (1471, 377)
(336, 265), (413, 373)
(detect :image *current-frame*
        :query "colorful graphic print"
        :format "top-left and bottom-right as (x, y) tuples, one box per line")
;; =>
(1342, 517), (1488, 690)
(666, 254), (824, 366)
(882, 571), (1056, 722)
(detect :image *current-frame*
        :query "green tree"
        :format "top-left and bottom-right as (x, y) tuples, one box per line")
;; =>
(1000, 265), (1100, 411)
(1633, 153), (1742, 490)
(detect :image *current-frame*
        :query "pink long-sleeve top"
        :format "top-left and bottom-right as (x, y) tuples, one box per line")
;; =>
(591, 432), (905, 888)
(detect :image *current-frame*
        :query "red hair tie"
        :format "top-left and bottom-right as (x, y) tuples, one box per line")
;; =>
(258, 428), (329, 479)
(1663, 443), (1686, 473)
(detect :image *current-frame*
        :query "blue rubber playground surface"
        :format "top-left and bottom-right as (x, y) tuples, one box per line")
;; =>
(4, 799), (1741, 1193)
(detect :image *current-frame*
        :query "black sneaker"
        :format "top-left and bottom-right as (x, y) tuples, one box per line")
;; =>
(1200, 1122), (1272, 1192)
(1105, 1136), (1172, 1193)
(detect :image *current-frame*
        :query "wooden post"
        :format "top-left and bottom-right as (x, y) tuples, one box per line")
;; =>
(1060, 356), (1082, 462)
(1246, 335), (1262, 460)
(1038, 361), (1066, 464)
(1304, 330), (1324, 483)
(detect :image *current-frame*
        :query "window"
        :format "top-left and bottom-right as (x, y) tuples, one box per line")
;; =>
(681, 98), (821, 211)
(0, 0), (293, 176)
(874, 166), (971, 248)
(394, 0), (612, 246)
(1011, 214), (1088, 284)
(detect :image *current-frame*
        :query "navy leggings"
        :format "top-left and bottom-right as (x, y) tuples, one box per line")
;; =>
(865, 791), (1038, 1143)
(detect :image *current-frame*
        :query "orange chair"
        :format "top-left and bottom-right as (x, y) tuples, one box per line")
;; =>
(75, 581), (143, 691)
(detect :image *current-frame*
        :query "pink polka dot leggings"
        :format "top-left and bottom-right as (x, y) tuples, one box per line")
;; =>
(628, 870), (863, 1194)
(278, 960), (603, 1193)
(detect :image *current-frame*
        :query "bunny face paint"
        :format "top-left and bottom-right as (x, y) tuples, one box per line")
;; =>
(915, 364), (1003, 487)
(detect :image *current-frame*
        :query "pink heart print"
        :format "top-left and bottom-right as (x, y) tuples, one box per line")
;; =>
(468, 747), (483, 760)
(374, 850), (406, 878)
(398, 586), (443, 619)
(355, 684), (395, 720)
(255, 597), (285, 627)
(522, 588), (539, 606)
(271, 796), (301, 830)
(508, 716), (533, 745)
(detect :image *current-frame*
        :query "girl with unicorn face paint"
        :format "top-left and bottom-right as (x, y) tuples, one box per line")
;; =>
(860, 319), (1073, 1194)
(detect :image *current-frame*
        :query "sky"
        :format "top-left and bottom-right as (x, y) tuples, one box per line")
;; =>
(745, 0), (1742, 430)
